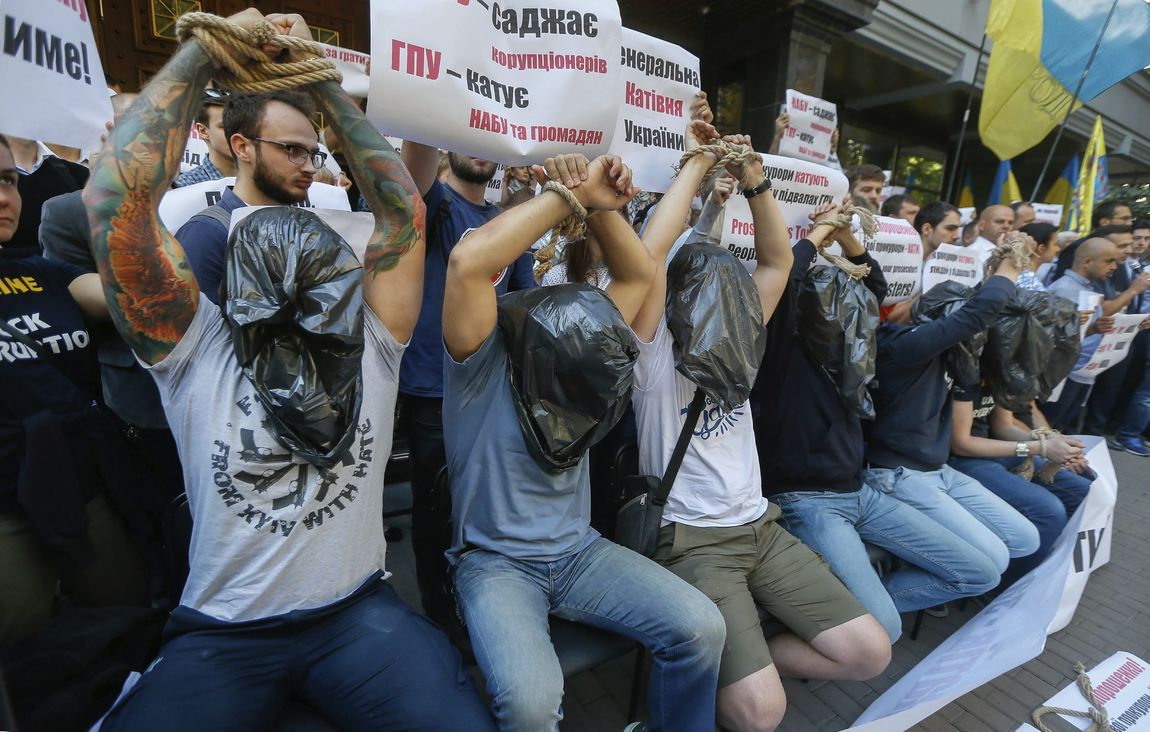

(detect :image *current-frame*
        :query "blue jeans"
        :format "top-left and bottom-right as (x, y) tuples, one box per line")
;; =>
(775, 483), (1002, 642)
(949, 456), (1091, 585)
(454, 537), (725, 732)
(865, 464), (1038, 568)
(103, 578), (495, 732)
(1119, 337), (1150, 440)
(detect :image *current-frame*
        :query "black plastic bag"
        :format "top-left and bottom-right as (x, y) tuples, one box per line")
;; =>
(913, 281), (986, 387)
(797, 265), (880, 418)
(497, 283), (638, 472)
(984, 289), (1079, 411)
(222, 207), (364, 468)
(666, 243), (766, 413)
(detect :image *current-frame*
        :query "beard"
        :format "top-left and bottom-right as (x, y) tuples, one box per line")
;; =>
(252, 150), (310, 205)
(448, 152), (497, 185)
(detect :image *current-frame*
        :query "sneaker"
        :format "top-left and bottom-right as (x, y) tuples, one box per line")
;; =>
(924, 604), (949, 618)
(1119, 437), (1150, 457)
(1106, 435), (1124, 451)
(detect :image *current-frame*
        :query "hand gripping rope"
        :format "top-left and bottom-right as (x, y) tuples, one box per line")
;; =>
(175, 12), (341, 92)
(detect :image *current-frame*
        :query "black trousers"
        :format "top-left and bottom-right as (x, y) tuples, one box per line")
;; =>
(399, 395), (453, 620)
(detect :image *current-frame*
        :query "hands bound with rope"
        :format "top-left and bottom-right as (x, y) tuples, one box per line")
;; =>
(807, 197), (875, 281)
(175, 10), (341, 92)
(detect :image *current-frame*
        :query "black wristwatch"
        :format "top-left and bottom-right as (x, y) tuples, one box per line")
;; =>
(742, 178), (772, 199)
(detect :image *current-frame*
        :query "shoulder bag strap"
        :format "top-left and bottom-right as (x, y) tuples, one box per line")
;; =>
(651, 387), (706, 507)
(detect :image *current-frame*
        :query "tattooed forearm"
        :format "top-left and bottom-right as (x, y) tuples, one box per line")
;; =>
(310, 81), (425, 276)
(83, 42), (214, 363)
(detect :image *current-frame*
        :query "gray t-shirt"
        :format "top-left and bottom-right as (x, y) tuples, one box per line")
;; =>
(146, 294), (404, 622)
(442, 328), (597, 564)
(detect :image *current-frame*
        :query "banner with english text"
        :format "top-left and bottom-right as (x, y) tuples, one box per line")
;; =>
(864, 216), (923, 304)
(607, 28), (698, 193)
(718, 154), (848, 272)
(367, 0), (621, 165)
(0, 0), (112, 150)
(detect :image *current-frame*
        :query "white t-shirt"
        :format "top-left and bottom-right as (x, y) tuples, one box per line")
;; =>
(147, 295), (405, 622)
(969, 236), (997, 270)
(631, 318), (769, 528)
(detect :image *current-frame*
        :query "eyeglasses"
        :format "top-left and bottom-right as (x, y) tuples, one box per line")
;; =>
(251, 137), (328, 168)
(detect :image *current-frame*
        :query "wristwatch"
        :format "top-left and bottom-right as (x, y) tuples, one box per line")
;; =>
(742, 178), (772, 199)
(1015, 441), (1030, 457)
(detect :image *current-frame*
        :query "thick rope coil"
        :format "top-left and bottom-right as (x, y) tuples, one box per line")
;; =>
(678, 141), (759, 190)
(1032, 662), (1112, 732)
(176, 12), (341, 93)
(809, 206), (877, 281)
(984, 231), (1035, 280)
(534, 181), (589, 281)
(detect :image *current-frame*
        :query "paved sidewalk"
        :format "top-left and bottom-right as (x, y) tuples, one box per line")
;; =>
(383, 449), (1146, 731)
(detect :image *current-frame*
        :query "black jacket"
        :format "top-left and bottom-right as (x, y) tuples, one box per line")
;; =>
(751, 239), (887, 495)
(865, 275), (1016, 471)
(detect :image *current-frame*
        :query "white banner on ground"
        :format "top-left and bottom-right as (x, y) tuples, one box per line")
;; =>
(778, 89), (837, 166)
(864, 216), (923, 304)
(607, 28), (698, 193)
(180, 130), (211, 173)
(231, 207), (375, 262)
(922, 243), (980, 291)
(1032, 202), (1065, 227)
(319, 43), (371, 98)
(1074, 313), (1147, 379)
(159, 178), (352, 233)
(718, 154), (847, 272)
(847, 439), (1118, 731)
(367, 0), (621, 165)
(1021, 652), (1150, 731)
(0, 0), (112, 150)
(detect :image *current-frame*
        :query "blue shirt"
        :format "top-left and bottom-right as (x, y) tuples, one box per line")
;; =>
(442, 328), (597, 564)
(174, 187), (248, 304)
(173, 158), (225, 188)
(399, 180), (535, 398)
(1048, 270), (1103, 384)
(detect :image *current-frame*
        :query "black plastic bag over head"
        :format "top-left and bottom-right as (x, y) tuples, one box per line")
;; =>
(497, 284), (638, 472)
(665, 243), (766, 413)
(797, 265), (880, 418)
(912, 281), (986, 387)
(222, 207), (365, 468)
(983, 289), (1079, 411)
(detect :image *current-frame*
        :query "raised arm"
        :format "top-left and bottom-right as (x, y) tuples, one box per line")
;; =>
(310, 79), (425, 341)
(82, 38), (217, 364)
(588, 209), (653, 325)
(401, 141), (441, 197)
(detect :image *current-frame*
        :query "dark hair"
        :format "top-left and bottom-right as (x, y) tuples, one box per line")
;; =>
(564, 237), (595, 285)
(1019, 222), (1058, 249)
(847, 163), (884, 189)
(1010, 200), (1033, 212)
(881, 193), (919, 217)
(1132, 219), (1150, 233)
(913, 200), (958, 233)
(1091, 199), (1131, 228)
(1091, 224), (1133, 238)
(223, 90), (316, 149)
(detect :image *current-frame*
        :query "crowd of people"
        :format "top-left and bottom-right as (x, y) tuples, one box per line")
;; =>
(1, 7), (1146, 732)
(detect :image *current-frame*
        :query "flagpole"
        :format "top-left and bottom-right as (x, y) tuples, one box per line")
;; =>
(945, 32), (988, 202)
(1029, 0), (1121, 201)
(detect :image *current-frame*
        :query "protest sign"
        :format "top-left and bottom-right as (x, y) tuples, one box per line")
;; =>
(1032, 202), (1065, 227)
(367, 0), (621, 165)
(959, 207), (976, 225)
(180, 129), (211, 174)
(0, 0), (112, 150)
(319, 43), (371, 98)
(863, 216), (924, 304)
(232, 207), (375, 262)
(778, 89), (837, 166)
(922, 243), (980, 291)
(1026, 652), (1150, 731)
(1074, 312), (1146, 378)
(159, 178), (351, 233)
(607, 28), (698, 193)
(718, 154), (848, 272)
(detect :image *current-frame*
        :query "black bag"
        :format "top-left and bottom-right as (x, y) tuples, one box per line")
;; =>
(912, 281), (986, 387)
(983, 289), (1079, 412)
(797, 265), (880, 418)
(614, 389), (706, 557)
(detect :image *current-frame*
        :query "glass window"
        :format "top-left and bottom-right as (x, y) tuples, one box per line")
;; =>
(151, 0), (202, 42)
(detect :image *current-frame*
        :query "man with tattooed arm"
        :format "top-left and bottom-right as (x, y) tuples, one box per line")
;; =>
(85, 10), (494, 730)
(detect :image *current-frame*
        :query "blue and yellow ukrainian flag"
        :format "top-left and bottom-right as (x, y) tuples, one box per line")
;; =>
(958, 170), (975, 209)
(987, 160), (1022, 207)
(978, 0), (1150, 160)
(1044, 153), (1079, 229)
(1066, 116), (1109, 236)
